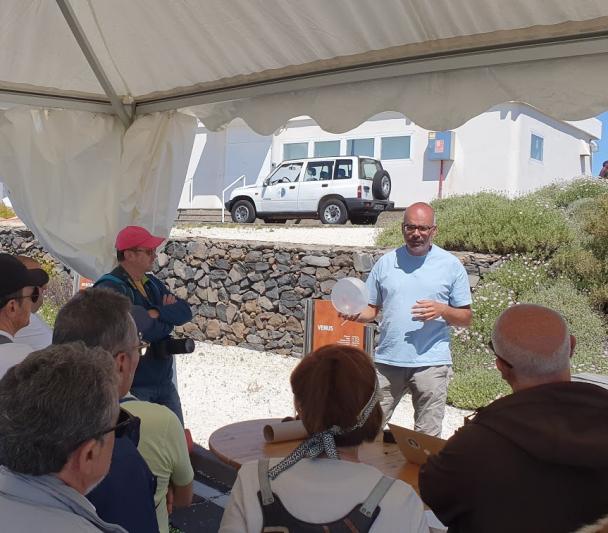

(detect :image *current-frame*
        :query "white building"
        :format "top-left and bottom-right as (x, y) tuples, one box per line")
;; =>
(180, 102), (601, 210)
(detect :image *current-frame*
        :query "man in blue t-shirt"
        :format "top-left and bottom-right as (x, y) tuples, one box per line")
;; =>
(343, 203), (472, 437)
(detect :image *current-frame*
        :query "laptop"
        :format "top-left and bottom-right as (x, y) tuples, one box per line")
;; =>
(388, 423), (447, 465)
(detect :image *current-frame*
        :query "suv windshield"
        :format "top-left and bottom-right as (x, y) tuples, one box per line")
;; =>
(266, 162), (303, 185)
(360, 158), (381, 181)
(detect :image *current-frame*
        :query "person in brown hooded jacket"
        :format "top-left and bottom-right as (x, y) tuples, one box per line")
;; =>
(419, 303), (608, 533)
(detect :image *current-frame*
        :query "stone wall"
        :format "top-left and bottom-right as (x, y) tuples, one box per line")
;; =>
(0, 224), (503, 355)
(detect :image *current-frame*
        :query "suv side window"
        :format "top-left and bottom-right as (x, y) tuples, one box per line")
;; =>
(268, 162), (303, 184)
(360, 158), (381, 180)
(334, 160), (353, 180)
(304, 161), (334, 182)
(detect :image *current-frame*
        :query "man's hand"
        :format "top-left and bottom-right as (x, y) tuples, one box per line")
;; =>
(163, 294), (177, 305)
(411, 299), (447, 321)
(147, 309), (160, 319)
(166, 483), (174, 515)
(338, 311), (361, 322)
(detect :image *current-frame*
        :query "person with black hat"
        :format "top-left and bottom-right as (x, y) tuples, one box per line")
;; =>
(0, 252), (48, 377)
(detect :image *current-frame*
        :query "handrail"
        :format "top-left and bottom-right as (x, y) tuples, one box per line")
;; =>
(221, 174), (246, 223)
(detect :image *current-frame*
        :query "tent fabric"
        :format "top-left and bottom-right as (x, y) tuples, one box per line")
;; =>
(1, 1), (607, 130)
(0, 108), (196, 278)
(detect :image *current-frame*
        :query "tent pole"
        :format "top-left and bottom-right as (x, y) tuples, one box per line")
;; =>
(55, 0), (133, 128)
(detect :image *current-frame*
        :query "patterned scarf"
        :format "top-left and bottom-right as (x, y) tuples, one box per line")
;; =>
(268, 378), (382, 480)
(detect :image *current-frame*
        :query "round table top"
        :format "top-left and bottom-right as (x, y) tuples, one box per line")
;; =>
(209, 418), (420, 492)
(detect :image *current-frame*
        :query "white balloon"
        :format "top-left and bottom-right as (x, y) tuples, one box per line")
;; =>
(331, 277), (369, 315)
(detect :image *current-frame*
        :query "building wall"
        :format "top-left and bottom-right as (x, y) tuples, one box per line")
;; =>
(180, 106), (600, 209)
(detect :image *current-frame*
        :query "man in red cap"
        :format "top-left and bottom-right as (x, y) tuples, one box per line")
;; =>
(95, 226), (192, 423)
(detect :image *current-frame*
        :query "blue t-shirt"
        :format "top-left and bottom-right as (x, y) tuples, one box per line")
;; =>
(366, 245), (471, 367)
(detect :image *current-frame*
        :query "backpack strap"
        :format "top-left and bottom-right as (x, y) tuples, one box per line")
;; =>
(257, 459), (275, 505)
(359, 476), (395, 518)
(95, 273), (136, 301)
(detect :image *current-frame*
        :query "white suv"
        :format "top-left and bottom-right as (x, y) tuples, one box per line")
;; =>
(225, 156), (394, 225)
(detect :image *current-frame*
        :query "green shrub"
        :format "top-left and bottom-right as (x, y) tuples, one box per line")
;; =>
(0, 204), (15, 219)
(483, 255), (552, 299)
(529, 178), (608, 208)
(376, 192), (572, 254)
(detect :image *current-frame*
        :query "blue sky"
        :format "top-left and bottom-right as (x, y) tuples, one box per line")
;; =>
(592, 111), (608, 174)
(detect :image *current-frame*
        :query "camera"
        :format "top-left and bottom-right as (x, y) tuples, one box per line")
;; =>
(148, 337), (195, 359)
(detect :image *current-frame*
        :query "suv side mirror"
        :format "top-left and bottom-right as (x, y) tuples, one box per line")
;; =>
(263, 178), (270, 186)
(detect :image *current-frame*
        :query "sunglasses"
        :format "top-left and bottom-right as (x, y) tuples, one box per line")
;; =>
(402, 224), (436, 233)
(115, 332), (149, 358)
(0, 286), (41, 308)
(73, 408), (137, 451)
(487, 340), (514, 369)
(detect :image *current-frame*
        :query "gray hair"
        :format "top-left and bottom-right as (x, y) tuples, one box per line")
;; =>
(53, 287), (135, 355)
(492, 304), (571, 378)
(0, 342), (118, 475)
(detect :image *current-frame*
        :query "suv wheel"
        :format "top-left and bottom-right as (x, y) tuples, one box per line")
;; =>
(231, 199), (256, 223)
(350, 215), (378, 225)
(320, 199), (348, 225)
(372, 170), (391, 200)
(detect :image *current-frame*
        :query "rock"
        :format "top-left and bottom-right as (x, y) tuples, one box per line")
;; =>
(231, 322), (246, 339)
(320, 279), (336, 294)
(246, 334), (264, 344)
(302, 255), (330, 267)
(285, 316), (302, 333)
(298, 274), (316, 288)
(205, 319), (221, 339)
(229, 293), (242, 303)
(275, 252), (291, 264)
(280, 290), (299, 301)
(173, 244), (187, 259)
(254, 262), (270, 272)
(245, 251), (263, 262)
(266, 287), (279, 300)
(315, 267), (332, 281)
(268, 315), (284, 327)
(208, 246), (225, 257)
(468, 274), (480, 288)
(215, 302), (228, 322)
(226, 303), (238, 324)
(252, 281), (265, 294)
(209, 269), (228, 281)
(199, 303), (217, 318)
(332, 254), (351, 267)
(207, 288), (219, 303)
(187, 294), (201, 305)
(248, 272), (264, 282)
(214, 258), (232, 270)
(218, 287), (229, 302)
(187, 241), (207, 259)
(242, 291), (258, 301)
(353, 252), (374, 272)
(175, 286), (188, 299)
(259, 296), (274, 311)
(229, 265), (246, 282)
(156, 252), (169, 268)
(244, 300), (258, 314)
(229, 248), (245, 260)
(173, 259), (187, 279)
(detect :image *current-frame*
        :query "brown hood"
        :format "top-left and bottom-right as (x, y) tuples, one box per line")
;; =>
(472, 381), (608, 468)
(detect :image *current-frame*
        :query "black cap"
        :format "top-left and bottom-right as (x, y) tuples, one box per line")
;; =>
(0, 253), (50, 299)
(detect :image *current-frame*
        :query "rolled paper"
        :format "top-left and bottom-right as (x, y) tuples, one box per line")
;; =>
(263, 419), (309, 443)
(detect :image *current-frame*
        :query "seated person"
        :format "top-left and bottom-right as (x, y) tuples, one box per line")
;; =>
(0, 343), (126, 532)
(420, 304), (608, 533)
(53, 288), (193, 533)
(220, 345), (427, 533)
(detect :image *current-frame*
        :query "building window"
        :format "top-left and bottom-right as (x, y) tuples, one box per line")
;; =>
(530, 134), (544, 161)
(283, 142), (308, 160)
(314, 140), (340, 157)
(347, 138), (374, 157)
(381, 135), (411, 160)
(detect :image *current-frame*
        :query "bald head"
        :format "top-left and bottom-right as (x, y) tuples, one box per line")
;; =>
(403, 202), (435, 225)
(492, 304), (573, 383)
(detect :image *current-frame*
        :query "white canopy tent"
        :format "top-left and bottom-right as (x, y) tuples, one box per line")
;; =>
(1, 0), (608, 276)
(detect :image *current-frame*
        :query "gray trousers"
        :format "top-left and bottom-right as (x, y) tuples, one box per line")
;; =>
(376, 362), (453, 437)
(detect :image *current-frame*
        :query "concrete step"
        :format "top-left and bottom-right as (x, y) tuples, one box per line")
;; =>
(177, 209), (223, 223)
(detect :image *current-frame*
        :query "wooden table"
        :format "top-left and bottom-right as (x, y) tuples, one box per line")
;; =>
(209, 418), (420, 492)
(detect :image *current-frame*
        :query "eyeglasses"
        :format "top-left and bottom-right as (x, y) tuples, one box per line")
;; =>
(402, 224), (436, 233)
(128, 248), (156, 257)
(0, 286), (41, 308)
(487, 340), (514, 369)
(115, 333), (150, 358)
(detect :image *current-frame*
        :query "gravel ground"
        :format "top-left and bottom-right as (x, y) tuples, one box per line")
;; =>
(171, 225), (381, 247)
(177, 342), (471, 448)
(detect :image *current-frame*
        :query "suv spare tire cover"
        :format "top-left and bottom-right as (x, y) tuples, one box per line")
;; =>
(372, 170), (391, 200)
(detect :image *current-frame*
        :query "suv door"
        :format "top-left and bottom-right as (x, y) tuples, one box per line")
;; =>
(298, 160), (335, 212)
(261, 162), (303, 213)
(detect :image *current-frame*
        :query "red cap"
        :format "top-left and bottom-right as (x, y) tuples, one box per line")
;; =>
(115, 226), (165, 251)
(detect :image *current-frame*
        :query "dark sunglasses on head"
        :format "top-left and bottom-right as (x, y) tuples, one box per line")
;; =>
(487, 340), (514, 369)
(72, 408), (137, 452)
